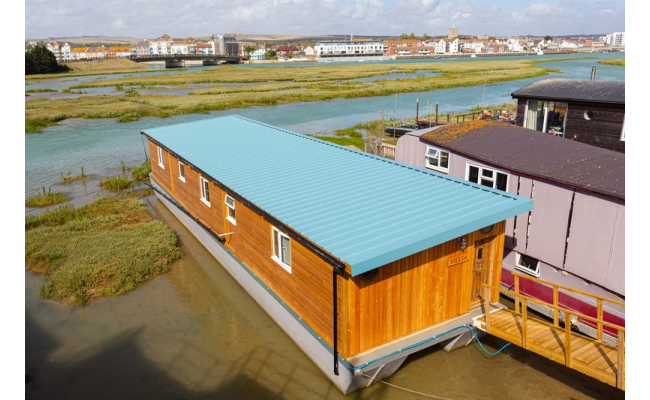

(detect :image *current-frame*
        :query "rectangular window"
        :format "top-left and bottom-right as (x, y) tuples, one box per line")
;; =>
(271, 227), (291, 273)
(199, 176), (210, 206)
(515, 252), (540, 277)
(157, 146), (164, 169)
(225, 194), (236, 225)
(524, 100), (568, 137)
(425, 146), (450, 173)
(466, 164), (508, 191)
(178, 162), (185, 182)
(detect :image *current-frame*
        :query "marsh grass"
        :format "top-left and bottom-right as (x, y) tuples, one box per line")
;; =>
(100, 175), (133, 191)
(598, 58), (625, 66)
(25, 88), (58, 93)
(25, 57), (589, 132)
(61, 167), (88, 183)
(25, 187), (69, 207)
(25, 197), (181, 305)
(130, 160), (152, 182)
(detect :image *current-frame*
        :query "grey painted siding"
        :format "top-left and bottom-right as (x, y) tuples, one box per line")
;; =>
(394, 133), (625, 298)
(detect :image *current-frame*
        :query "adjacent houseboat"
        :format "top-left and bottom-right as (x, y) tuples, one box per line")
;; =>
(512, 79), (625, 153)
(395, 120), (624, 344)
(142, 116), (531, 393)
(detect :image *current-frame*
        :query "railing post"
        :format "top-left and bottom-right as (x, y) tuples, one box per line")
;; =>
(522, 298), (527, 349)
(514, 275), (520, 314)
(484, 287), (491, 332)
(597, 299), (604, 341)
(617, 330), (624, 389)
(553, 286), (559, 327)
(565, 313), (572, 368)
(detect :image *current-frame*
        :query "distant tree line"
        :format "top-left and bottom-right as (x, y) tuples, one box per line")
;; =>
(25, 44), (69, 75)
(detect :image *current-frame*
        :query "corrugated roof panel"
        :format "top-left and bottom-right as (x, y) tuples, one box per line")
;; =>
(143, 116), (532, 276)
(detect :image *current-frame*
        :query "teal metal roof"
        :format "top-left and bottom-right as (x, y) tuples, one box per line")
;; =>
(143, 116), (532, 276)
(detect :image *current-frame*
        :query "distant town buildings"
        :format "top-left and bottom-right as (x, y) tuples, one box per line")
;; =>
(34, 27), (624, 64)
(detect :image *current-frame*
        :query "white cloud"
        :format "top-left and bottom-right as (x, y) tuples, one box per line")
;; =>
(24, 0), (625, 39)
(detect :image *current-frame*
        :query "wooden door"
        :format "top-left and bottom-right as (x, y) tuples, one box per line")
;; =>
(471, 239), (492, 304)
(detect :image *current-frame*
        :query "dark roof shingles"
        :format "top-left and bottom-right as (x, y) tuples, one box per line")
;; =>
(420, 121), (625, 199)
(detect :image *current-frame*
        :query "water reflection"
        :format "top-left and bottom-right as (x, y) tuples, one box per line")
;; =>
(25, 197), (624, 399)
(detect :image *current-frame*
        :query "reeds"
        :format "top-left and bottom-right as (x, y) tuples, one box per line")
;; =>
(25, 187), (69, 207)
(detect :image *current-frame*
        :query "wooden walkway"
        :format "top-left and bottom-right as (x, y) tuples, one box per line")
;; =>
(477, 272), (625, 391)
(476, 308), (623, 389)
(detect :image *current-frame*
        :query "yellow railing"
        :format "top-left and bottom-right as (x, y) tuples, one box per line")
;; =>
(482, 272), (625, 390)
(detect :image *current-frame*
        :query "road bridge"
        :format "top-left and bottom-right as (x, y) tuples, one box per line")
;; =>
(127, 54), (247, 68)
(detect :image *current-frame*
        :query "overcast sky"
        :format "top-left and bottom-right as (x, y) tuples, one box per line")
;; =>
(25, 0), (625, 39)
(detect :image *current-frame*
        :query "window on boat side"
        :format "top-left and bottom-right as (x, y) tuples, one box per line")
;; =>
(199, 176), (210, 206)
(466, 164), (508, 191)
(178, 161), (185, 182)
(524, 100), (568, 137)
(272, 227), (292, 273)
(225, 194), (236, 225)
(157, 146), (164, 169)
(515, 252), (540, 277)
(424, 146), (450, 173)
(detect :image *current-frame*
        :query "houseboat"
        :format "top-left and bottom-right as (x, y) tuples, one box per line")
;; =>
(394, 120), (624, 344)
(512, 79), (625, 153)
(142, 116), (532, 393)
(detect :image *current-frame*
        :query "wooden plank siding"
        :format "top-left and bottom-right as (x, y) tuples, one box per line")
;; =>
(514, 98), (625, 153)
(149, 139), (507, 359)
(345, 222), (505, 355)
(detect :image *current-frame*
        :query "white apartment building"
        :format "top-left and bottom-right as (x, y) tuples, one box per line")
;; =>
(249, 49), (266, 61)
(435, 39), (446, 54)
(462, 41), (485, 53)
(315, 40), (384, 58)
(606, 32), (625, 46)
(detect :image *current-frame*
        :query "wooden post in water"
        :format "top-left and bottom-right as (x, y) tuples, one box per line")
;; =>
(435, 102), (439, 126)
(565, 313), (572, 367)
(381, 108), (385, 133)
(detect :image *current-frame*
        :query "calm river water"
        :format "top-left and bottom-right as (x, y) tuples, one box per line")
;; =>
(25, 53), (625, 399)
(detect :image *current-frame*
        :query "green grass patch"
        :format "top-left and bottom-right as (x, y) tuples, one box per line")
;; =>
(334, 127), (363, 138)
(598, 58), (625, 66)
(99, 175), (133, 192)
(25, 187), (68, 207)
(25, 88), (57, 93)
(25, 57), (591, 132)
(25, 197), (181, 305)
(130, 160), (152, 182)
(313, 136), (364, 150)
(61, 167), (88, 183)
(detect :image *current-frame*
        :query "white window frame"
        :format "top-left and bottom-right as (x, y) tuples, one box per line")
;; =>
(178, 161), (185, 182)
(157, 146), (164, 169)
(271, 226), (292, 273)
(199, 176), (211, 207)
(621, 117), (625, 141)
(515, 252), (541, 277)
(465, 163), (509, 191)
(424, 146), (450, 173)
(225, 194), (236, 226)
(523, 100), (568, 137)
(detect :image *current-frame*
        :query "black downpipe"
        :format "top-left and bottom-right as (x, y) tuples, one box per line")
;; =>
(333, 269), (339, 376)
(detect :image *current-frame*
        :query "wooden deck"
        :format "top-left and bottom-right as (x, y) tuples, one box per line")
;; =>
(477, 272), (625, 391)
(476, 308), (624, 389)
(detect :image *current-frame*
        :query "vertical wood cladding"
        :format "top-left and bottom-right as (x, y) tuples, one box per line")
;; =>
(515, 98), (625, 153)
(149, 139), (507, 358)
